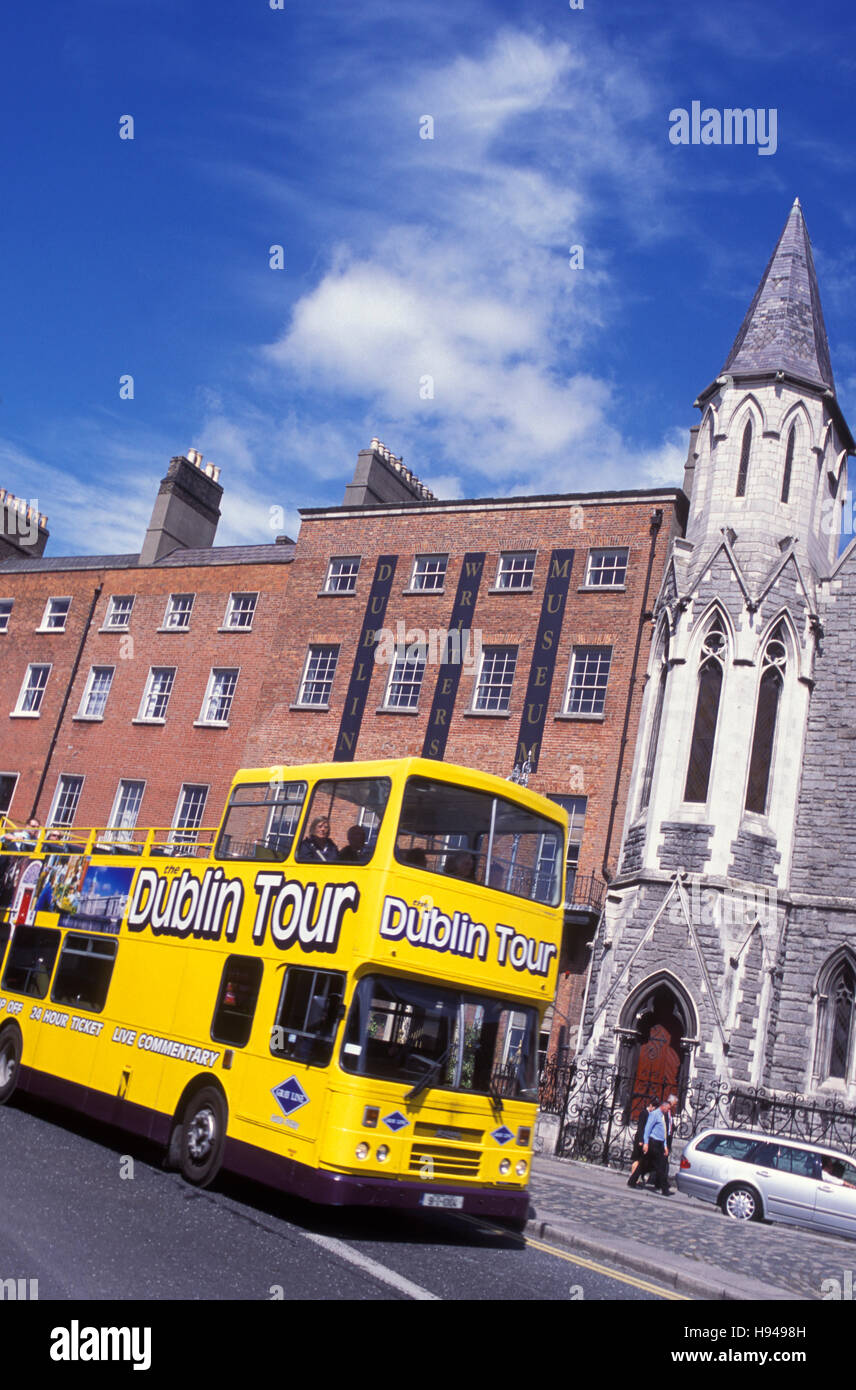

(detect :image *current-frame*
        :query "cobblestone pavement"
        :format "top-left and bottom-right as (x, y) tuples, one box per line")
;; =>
(529, 1155), (855, 1300)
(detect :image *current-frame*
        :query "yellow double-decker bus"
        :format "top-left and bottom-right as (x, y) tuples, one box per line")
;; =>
(0, 758), (565, 1224)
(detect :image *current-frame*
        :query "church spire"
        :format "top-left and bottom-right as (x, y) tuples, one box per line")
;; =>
(721, 199), (834, 392)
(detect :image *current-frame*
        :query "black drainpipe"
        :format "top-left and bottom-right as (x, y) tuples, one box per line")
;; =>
(31, 581), (103, 819)
(600, 510), (664, 884)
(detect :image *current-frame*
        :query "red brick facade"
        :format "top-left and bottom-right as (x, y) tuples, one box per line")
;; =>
(0, 459), (685, 1057)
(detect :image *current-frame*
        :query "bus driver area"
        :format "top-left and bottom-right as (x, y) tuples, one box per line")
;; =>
(0, 757), (566, 1224)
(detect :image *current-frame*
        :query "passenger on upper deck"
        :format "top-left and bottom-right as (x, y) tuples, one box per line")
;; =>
(445, 850), (477, 882)
(337, 826), (369, 864)
(297, 816), (338, 863)
(1, 817), (41, 851)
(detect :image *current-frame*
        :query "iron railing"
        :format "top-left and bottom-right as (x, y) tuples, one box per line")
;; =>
(537, 1056), (856, 1168)
(565, 871), (605, 915)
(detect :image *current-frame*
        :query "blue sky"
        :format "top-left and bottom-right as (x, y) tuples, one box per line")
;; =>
(2, 0), (856, 554)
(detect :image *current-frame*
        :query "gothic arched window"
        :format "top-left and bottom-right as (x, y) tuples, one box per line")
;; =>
(781, 425), (795, 504)
(684, 614), (726, 803)
(744, 623), (787, 814)
(736, 420), (752, 497)
(814, 954), (856, 1085)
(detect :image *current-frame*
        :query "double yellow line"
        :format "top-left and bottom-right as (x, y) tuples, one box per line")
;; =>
(464, 1216), (690, 1300)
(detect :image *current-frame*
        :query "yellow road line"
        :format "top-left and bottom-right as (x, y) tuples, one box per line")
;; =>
(463, 1216), (690, 1300)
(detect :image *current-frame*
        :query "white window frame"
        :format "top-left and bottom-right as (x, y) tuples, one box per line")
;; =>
(297, 645), (339, 708)
(0, 772), (19, 817)
(171, 784), (210, 848)
(0, 599), (14, 634)
(222, 592), (258, 631)
(383, 647), (426, 710)
(136, 667), (176, 723)
(495, 552), (536, 591)
(161, 593), (195, 631)
(103, 595), (135, 631)
(13, 663), (51, 717)
(564, 645), (613, 716)
(323, 557), (361, 594)
(196, 668), (239, 726)
(409, 554), (448, 592)
(38, 596), (71, 632)
(107, 779), (146, 842)
(49, 774), (85, 827)
(77, 665), (115, 720)
(585, 548), (629, 589)
(472, 646), (518, 713)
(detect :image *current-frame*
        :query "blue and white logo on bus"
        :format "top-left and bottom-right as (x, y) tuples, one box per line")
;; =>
(492, 1125), (514, 1146)
(382, 1110), (409, 1132)
(272, 1077), (309, 1117)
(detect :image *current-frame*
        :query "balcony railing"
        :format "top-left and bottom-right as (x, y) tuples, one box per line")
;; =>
(565, 870), (605, 915)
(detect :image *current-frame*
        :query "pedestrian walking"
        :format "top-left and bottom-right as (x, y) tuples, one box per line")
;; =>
(639, 1099), (674, 1195)
(627, 1099), (656, 1188)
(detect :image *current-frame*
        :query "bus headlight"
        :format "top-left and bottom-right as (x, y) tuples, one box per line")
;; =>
(355, 1142), (370, 1160)
(516, 1160), (527, 1177)
(376, 1145), (390, 1162)
(499, 1158), (511, 1175)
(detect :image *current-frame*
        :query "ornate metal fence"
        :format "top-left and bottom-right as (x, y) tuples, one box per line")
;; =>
(537, 1056), (856, 1169)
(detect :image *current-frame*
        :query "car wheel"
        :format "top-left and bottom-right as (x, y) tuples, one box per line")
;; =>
(178, 1086), (227, 1187)
(721, 1183), (760, 1221)
(0, 1027), (21, 1104)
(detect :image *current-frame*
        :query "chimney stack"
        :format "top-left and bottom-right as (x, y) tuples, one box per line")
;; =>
(139, 450), (223, 565)
(342, 438), (436, 507)
(0, 490), (49, 560)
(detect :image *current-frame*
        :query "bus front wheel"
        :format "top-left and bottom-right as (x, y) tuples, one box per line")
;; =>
(0, 1027), (22, 1104)
(178, 1086), (227, 1188)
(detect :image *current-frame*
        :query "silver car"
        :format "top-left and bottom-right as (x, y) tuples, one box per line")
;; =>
(676, 1128), (856, 1237)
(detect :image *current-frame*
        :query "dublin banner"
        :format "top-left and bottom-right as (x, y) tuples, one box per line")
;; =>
(515, 549), (575, 772)
(334, 555), (397, 761)
(422, 552), (486, 761)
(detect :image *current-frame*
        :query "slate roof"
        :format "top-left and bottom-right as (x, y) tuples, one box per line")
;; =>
(0, 542), (295, 573)
(722, 199), (834, 392)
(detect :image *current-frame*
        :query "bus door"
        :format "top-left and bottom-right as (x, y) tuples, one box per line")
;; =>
(235, 963), (347, 1158)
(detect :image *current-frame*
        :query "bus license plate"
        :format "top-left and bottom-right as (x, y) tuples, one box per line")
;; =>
(420, 1194), (464, 1209)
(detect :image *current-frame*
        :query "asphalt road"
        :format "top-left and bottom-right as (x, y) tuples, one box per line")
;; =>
(0, 1096), (674, 1302)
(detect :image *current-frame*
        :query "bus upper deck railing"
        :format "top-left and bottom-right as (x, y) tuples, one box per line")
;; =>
(0, 822), (220, 859)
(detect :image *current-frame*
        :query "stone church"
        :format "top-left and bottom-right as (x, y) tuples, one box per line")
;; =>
(579, 199), (856, 1116)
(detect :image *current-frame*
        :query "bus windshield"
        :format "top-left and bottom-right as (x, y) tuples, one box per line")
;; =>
(341, 974), (539, 1101)
(394, 775), (563, 906)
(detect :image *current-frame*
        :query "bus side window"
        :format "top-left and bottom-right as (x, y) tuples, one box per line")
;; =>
(51, 933), (118, 1013)
(211, 955), (264, 1048)
(1, 925), (62, 999)
(270, 967), (346, 1067)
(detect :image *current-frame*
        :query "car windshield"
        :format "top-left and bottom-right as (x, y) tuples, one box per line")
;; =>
(340, 974), (538, 1100)
(394, 775), (564, 906)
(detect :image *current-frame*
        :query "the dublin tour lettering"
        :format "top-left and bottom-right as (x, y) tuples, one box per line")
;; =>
(422, 551), (486, 761)
(334, 554), (398, 761)
(126, 868), (360, 954)
(379, 895), (557, 977)
(515, 549), (574, 771)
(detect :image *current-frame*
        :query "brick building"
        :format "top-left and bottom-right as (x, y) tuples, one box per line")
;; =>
(0, 439), (684, 1061)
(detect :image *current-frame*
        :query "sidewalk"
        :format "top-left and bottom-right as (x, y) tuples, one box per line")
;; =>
(526, 1154), (853, 1300)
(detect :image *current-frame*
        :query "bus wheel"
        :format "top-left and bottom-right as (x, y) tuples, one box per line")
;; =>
(178, 1086), (227, 1187)
(0, 1027), (22, 1104)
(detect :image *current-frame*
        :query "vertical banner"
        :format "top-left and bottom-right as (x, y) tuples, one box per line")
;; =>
(422, 552), (486, 760)
(333, 555), (397, 761)
(514, 549), (575, 771)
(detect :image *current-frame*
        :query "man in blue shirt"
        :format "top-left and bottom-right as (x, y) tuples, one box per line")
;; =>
(639, 1100), (674, 1195)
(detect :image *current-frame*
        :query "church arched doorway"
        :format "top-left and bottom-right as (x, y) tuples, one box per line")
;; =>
(617, 977), (696, 1121)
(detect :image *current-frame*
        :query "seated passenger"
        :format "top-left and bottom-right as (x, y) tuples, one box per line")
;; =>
(445, 850), (476, 881)
(401, 846), (428, 868)
(821, 1155), (854, 1187)
(1, 817), (41, 851)
(338, 825), (369, 864)
(297, 816), (338, 863)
